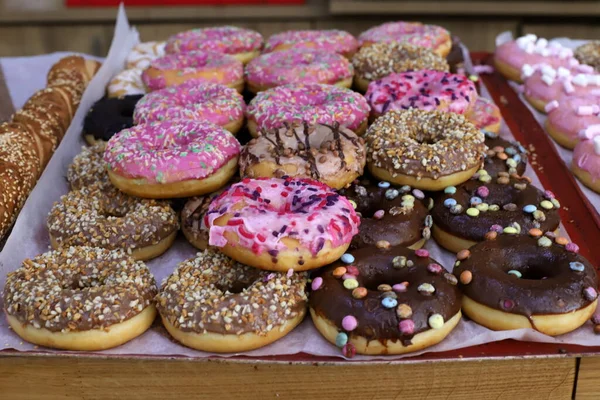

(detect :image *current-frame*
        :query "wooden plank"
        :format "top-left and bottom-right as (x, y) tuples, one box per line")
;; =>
(0, 356), (576, 400)
(522, 24), (600, 41)
(0, 64), (15, 122)
(575, 357), (600, 399)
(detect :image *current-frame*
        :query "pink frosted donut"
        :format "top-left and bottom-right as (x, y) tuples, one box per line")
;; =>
(572, 132), (600, 193)
(204, 177), (360, 271)
(545, 95), (600, 149)
(522, 64), (600, 112)
(264, 29), (358, 57)
(244, 48), (354, 93)
(494, 34), (579, 82)
(133, 81), (246, 135)
(466, 97), (502, 133)
(104, 120), (241, 198)
(165, 26), (263, 64)
(245, 83), (370, 137)
(358, 21), (451, 57)
(365, 70), (478, 117)
(142, 51), (244, 92)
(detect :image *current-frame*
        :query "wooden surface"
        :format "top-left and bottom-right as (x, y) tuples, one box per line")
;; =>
(0, 356), (577, 399)
(575, 357), (600, 399)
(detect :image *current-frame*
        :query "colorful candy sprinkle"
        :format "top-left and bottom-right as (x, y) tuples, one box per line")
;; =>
(427, 263), (443, 274)
(399, 319), (415, 335)
(378, 181), (391, 188)
(417, 283), (435, 295)
(566, 243), (580, 253)
(343, 278), (359, 289)
(412, 189), (425, 199)
(444, 198), (457, 208)
(415, 249), (429, 258)
(528, 228), (543, 237)
(428, 313), (444, 329)
(570, 262), (585, 272)
(490, 224), (503, 233)
(396, 304), (413, 319)
(392, 283), (407, 293)
(342, 343), (356, 358)
(346, 265), (359, 276)
(501, 299), (515, 310)
(352, 287), (368, 299)
(507, 270), (522, 278)
(336, 332), (348, 347)
(459, 270), (472, 285)
(444, 186), (457, 194)
(466, 207), (480, 217)
(444, 273), (458, 285)
(503, 227), (518, 234)
(476, 186), (490, 198)
(342, 315), (358, 331)
(584, 287), (598, 301)
(540, 200), (554, 210)
(378, 284), (392, 292)
(373, 210), (385, 219)
(341, 253), (355, 264)
(523, 205), (537, 213)
(333, 267), (347, 278)
(537, 236), (553, 247)
(381, 297), (398, 308)
(311, 277), (323, 291)
(456, 249), (471, 260)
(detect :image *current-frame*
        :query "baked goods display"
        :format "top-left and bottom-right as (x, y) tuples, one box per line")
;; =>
(3, 22), (600, 359)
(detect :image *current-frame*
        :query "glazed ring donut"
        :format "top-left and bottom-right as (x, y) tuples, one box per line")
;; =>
(165, 26), (264, 64)
(339, 179), (431, 250)
(133, 81), (245, 135)
(142, 51), (244, 92)
(83, 95), (143, 145)
(104, 120), (240, 198)
(364, 109), (486, 191)
(204, 177), (360, 272)
(572, 133), (600, 194)
(310, 245), (462, 356)
(482, 129), (528, 178)
(466, 97), (502, 134)
(365, 70), (478, 119)
(264, 29), (358, 58)
(574, 41), (600, 71)
(47, 186), (179, 261)
(126, 41), (166, 70)
(107, 68), (146, 98)
(239, 122), (366, 190)
(544, 95), (600, 150)
(358, 21), (452, 58)
(246, 83), (370, 137)
(4, 246), (157, 351)
(431, 174), (561, 253)
(156, 249), (308, 353)
(351, 42), (449, 92)
(454, 231), (598, 336)
(244, 48), (354, 93)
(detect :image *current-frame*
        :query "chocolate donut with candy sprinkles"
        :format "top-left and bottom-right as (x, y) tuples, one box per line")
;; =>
(481, 129), (528, 178)
(310, 245), (462, 356)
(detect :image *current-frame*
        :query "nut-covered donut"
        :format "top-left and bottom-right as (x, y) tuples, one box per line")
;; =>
(339, 179), (432, 250)
(364, 109), (486, 191)
(574, 41), (600, 72)
(454, 232), (597, 336)
(4, 246), (157, 350)
(240, 122), (366, 190)
(309, 245), (462, 356)
(431, 173), (561, 253)
(156, 249), (308, 352)
(482, 129), (528, 178)
(66, 142), (109, 190)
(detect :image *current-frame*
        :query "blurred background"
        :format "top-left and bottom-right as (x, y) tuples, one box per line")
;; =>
(0, 0), (598, 57)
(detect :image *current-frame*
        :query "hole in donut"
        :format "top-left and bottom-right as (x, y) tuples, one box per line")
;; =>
(507, 264), (553, 280)
(411, 129), (445, 145)
(217, 281), (251, 295)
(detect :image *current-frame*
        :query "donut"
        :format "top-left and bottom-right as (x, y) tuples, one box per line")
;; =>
(264, 29), (358, 58)
(82, 95), (143, 145)
(4, 246), (157, 351)
(165, 26), (263, 64)
(309, 245), (462, 356)
(126, 41), (166, 70)
(104, 120), (240, 198)
(142, 51), (244, 92)
(454, 231), (598, 336)
(352, 42), (449, 92)
(574, 41), (600, 72)
(466, 97), (502, 133)
(365, 70), (478, 119)
(246, 83), (369, 137)
(364, 109), (486, 191)
(244, 48), (354, 93)
(338, 179), (432, 250)
(544, 95), (600, 149)
(156, 249), (308, 353)
(66, 142), (110, 191)
(522, 64), (600, 113)
(181, 194), (219, 250)
(482, 129), (528, 178)
(494, 34), (579, 83)
(107, 68), (146, 98)
(431, 173), (561, 253)
(572, 132), (600, 194)
(204, 177), (360, 272)
(239, 122), (366, 190)
(358, 21), (452, 58)
(133, 81), (245, 135)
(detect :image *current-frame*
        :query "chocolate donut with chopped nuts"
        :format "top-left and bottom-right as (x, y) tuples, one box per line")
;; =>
(574, 41), (600, 71)
(482, 129), (527, 178)
(67, 142), (109, 190)
(239, 122), (366, 190)
(454, 232), (597, 336)
(156, 249), (308, 353)
(3, 246), (157, 350)
(339, 178), (432, 250)
(430, 172), (561, 253)
(309, 245), (461, 356)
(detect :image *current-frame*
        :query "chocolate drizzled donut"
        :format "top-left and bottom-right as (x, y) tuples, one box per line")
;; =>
(482, 130), (527, 178)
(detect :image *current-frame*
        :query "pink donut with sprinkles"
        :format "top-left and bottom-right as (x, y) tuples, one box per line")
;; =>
(264, 29), (358, 57)
(133, 81), (246, 135)
(105, 120), (241, 198)
(244, 48), (354, 93)
(545, 95), (600, 149)
(358, 21), (451, 57)
(165, 26), (263, 64)
(466, 97), (502, 133)
(245, 83), (370, 137)
(365, 70), (478, 117)
(142, 51), (244, 92)
(204, 177), (360, 272)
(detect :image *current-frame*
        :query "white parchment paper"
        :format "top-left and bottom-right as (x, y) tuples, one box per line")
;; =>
(0, 21), (599, 361)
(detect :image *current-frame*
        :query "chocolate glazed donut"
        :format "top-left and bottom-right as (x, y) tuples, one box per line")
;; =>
(482, 130), (527, 178)
(454, 232), (598, 336)
(309, 246), (461, 356)
(338, 179), (432, 250)
(83, 95), (143, 145)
